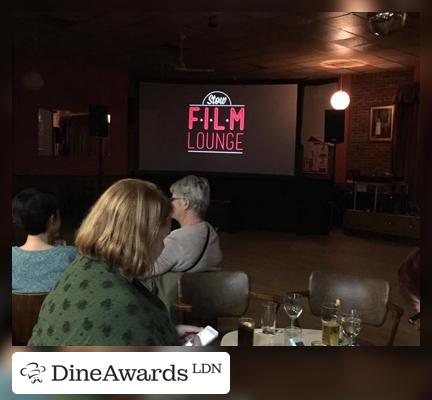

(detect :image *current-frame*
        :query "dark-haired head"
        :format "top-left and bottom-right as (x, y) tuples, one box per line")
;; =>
(12, 188), (60, 236)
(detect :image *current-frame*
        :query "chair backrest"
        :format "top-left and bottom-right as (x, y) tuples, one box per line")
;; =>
(180, 271), (250, 326)
(308, 270), (390, 326)
(12, 292), (47, 345)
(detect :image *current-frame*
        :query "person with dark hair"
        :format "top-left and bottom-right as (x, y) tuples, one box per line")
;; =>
(12, 188), (78, 293)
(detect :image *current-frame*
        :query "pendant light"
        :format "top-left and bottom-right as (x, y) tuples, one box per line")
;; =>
(330, 78), (350, 110)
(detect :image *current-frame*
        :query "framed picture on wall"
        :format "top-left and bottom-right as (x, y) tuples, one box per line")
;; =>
(369, 105), (395, 142)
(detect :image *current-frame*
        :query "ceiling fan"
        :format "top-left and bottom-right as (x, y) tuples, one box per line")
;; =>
(174, 34), (215, 73)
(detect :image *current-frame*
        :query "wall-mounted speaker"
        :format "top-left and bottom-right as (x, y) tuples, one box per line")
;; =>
(89, 104), (109, 137)
(324, 109), (345, 144)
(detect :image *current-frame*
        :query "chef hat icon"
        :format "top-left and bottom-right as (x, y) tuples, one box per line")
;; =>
(20, 362), (46, 383)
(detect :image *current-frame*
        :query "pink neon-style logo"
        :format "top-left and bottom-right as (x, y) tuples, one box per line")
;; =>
(187, 91), (246, 154)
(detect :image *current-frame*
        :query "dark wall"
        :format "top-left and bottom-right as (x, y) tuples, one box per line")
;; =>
(13, 55), (129, 176)
(138, 173), (332, 234)
(1, 28), (13, 328)
(13, 174), (331, 235)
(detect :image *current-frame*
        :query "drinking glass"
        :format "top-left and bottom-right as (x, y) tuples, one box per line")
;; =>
(283, 293), (303, 329)
(261, 301), (277, 335)
(321, 303), (340, 346)
(285, 327), (302, 346)
(238, 317), (255, 346)
(340, 309), (362, 346)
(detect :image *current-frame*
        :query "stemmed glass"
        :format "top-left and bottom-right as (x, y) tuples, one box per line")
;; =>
(340, 309), (362, 346)
(283, 293), (303, 329)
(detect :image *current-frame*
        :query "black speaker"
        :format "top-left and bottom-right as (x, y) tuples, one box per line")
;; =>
(324, 109), (345, 144)
(89, 104), (109, 137)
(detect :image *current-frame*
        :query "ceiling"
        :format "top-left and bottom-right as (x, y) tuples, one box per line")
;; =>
(13, 12), (420, 80)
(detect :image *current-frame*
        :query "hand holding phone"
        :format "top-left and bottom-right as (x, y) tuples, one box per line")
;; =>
(184, 325), (219, 346)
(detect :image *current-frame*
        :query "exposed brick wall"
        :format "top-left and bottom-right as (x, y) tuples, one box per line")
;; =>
(348, 69), (414, 176)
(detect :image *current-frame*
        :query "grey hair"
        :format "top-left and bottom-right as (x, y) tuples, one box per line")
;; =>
(170, 175), (210, 217)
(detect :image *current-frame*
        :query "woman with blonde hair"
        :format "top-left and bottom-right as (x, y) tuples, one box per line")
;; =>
(29, 179), (200, 346)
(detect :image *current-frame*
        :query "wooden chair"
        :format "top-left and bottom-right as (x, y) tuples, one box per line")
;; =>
(295, 270), (403, 346)
(12, 292), (47, 345)
(176, 271), (283, 334)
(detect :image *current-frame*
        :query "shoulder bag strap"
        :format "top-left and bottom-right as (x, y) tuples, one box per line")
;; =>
(182, 223), (210, 273)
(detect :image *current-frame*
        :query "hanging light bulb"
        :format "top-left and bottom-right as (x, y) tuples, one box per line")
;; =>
(330, 90), (350, 110)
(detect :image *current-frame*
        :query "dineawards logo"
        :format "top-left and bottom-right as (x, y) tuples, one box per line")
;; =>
(51, 363), (189, 382)
(12, 352), (230, 395)
(187, 91), (246, 154)
(20, 362), (47, 383)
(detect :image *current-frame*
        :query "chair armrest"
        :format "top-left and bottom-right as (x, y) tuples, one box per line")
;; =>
(250, 290), (284, 305)
(388, 301), (404, 318)
(174, 303), (193, 313)
(285, 290), (310, 298)
(386, 301), (404, 346)
(249, 290), (286, 314)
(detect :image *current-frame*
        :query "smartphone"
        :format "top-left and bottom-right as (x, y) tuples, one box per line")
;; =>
(184, 325), (219, 346)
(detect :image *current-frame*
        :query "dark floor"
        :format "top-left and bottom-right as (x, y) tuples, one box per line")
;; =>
(218, 229), (419, 346)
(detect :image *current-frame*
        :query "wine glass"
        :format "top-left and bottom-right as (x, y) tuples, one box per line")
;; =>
(340, 309), (362, 346)
(283, 293), (303, 329)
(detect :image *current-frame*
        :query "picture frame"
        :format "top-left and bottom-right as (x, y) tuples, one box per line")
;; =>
(369, 105), (395, 142)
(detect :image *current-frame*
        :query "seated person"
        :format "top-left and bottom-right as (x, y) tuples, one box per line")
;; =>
(152, 175), (222, 275)
(140, 175), (222, 320)
(29, 179), (201, 346)
(12, 188), (78, 293)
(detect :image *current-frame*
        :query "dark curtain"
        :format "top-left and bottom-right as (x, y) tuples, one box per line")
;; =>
(393, 82), (420, 207)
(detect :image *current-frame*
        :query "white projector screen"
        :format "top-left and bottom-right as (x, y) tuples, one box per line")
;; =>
(139, 82), (298, 175)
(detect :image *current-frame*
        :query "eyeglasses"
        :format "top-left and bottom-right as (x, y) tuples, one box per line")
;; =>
(170, 197), (185, 202)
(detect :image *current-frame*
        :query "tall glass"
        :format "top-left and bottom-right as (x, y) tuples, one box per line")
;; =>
(238, 317), (255, 346)
(321, 303), (340, 346)
(340, 309), (362, 346)
(261, 301), (277, 335)
(283, 293), (304, 329)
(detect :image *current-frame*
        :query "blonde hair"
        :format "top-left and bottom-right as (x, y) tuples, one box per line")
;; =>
(75, 179), (172, 278)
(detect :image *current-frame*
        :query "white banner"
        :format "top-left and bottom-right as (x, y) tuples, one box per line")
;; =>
(12, 352), (230, 394)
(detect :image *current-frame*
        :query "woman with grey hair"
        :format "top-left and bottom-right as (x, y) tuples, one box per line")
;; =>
(139, 175), (222, 320)
(152, 175), (222, 275)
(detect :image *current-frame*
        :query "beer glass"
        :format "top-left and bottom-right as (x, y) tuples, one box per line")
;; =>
(321, 303), (340, 346)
